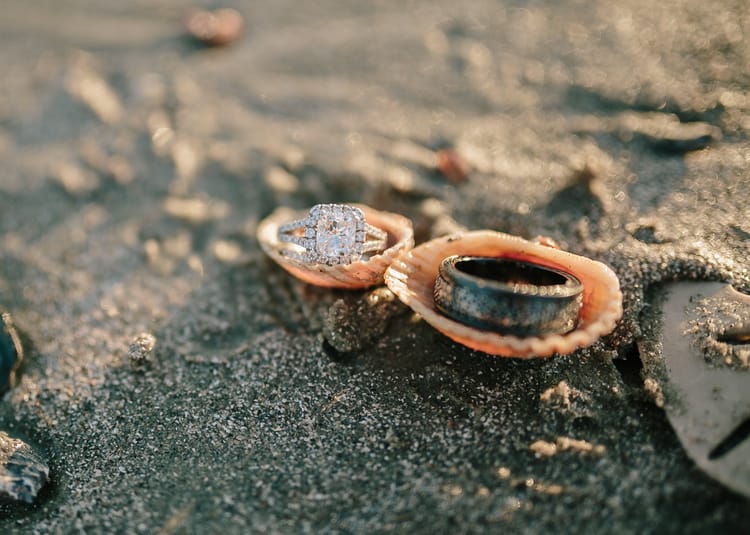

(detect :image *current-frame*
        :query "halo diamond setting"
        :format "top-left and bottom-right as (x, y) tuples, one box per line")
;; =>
(278, 204), (388, 265)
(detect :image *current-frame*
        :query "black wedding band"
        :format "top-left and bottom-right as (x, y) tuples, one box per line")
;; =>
(433, 256), (583, 336)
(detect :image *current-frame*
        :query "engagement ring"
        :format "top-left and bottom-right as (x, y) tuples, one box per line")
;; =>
(277, 204), (388, 266)
(258, 203), (413, 289)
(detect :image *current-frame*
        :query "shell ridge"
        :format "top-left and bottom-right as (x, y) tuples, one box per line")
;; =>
(384, 230), (623, 358)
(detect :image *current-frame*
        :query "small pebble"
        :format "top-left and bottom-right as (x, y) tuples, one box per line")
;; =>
(0, 432), (49, 504)
(435, 148), (470, 183)
(530, 436), (605, 457)
(264, 166), (299, 194)
(163, 197), (230, 224)
(213, 240), (243, 263)
(185, 8), (245, 47)
(539, 380), (574, 407)
(128, 333), (157, 366)
(530, 440), (557, 457)
(642, 122), (721, 154)
(53, 162), (100, 196)
(0, 312), (23, 394)
(556, 436), (606, 455)
(65, 54), (123, 124)
(643, 377), (665, 407)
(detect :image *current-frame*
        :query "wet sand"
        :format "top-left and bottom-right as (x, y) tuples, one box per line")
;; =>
(0, 1), (748, 532)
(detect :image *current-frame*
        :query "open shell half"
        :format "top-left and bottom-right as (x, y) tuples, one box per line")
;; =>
(258, 204), (414, 289)
(384, 230), (622, 357)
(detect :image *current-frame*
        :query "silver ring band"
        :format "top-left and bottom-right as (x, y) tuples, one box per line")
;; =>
(433, 255), (583, 336)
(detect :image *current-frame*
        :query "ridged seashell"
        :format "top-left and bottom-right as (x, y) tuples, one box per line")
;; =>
(0, 432), (49, 504)
(258, 204), (414, 289)
(1, 312), (23, 394)
(384, 231), (623, 357)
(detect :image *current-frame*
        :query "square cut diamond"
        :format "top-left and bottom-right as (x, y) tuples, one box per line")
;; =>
(309, 205), (365, 264)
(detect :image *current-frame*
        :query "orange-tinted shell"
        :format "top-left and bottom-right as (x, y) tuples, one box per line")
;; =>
(258, 204), (414, 289)
(384, 231), (622, 358)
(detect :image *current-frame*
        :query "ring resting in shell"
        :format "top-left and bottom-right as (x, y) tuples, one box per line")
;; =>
(258, 204), (414, 289)
(433, 255), (584, 336)
(384, 231), (623, 358)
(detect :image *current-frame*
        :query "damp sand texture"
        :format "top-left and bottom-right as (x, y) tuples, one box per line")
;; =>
(0, 1), (749, 533)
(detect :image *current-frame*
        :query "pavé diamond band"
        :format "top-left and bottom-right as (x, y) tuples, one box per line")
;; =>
(258, 203), (414, 288)
(277, 204), (388, 265)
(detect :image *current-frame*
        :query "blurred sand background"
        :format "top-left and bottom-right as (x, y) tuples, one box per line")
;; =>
(0, 1), (748, 532)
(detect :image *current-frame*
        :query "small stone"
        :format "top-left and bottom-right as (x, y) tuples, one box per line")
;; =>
(128, 333), (156, 365)
(476, 486), (490, 498)
(0, 312), (23, 394)
(387, 166), (416, 193)
(620, 113), (721, 154)
(496, 467), (511, 479)
(163, 197), (230, 224)
(65, 54), (123, 124)
(556, 436), (605, 455)
(419, 198), (448, 219)
(435, 148), (470, 183)
(53, 162), (100, 196)
(0, 432), (49, 504)
(533, 482), (564, 495)
(264, 166), (299, 194)
(213, 240), (243, 263)
(530, 440), (558, 457)
(531, 436), (605, 457)
(539, 380), (583, 409)
(643, 377), (664, 408)
(644, 122), (720, 153)
(185, 8), (245, 47)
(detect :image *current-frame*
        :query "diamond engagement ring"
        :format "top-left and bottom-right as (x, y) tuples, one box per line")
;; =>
(277, 204), (389, 265)
(258, 203), (414, 289)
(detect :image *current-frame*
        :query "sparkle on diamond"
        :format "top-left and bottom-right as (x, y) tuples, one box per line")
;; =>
(314, 207), (360, 261)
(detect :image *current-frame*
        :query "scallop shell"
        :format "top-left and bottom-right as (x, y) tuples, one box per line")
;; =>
(384, 231), (623, 357)
(0, 431), (49, 504)
(1, 312), (23, 394)
(258, 204), (414, 289)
